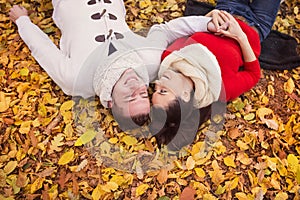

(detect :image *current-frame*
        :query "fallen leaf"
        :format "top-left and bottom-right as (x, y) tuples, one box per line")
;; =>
(74, 129), (97, 146)
(121, 135), (138, 146)
(186, 156), (195, 170)
(30, 177), (45, 194)
(136, 183), (149, 197)
(180, 186), (196, 200)
(58, 149), (74, 165)
(157, 168), (168, 184)
(283, 78), (295, 94)
(4, 161), (18, 175)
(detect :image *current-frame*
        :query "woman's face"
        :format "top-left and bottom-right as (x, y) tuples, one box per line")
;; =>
(152, 69), (192, 109)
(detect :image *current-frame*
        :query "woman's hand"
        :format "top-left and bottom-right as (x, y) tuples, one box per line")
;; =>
(9, 5), (28, 24)
(206, 9), (229, 33)
(214, 11), (247, 42)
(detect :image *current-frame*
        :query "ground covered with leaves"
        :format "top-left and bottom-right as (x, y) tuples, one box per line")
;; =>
(0, 0), (299, 199)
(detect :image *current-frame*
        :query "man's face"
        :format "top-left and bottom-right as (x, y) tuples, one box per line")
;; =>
(112, 68), (150, 117)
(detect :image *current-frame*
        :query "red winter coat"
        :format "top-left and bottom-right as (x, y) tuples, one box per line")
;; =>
(162, 19), (261, 101)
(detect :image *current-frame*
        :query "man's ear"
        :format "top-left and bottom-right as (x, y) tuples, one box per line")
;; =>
(181, 90), (191, 103)
(107, 101), (113, 108)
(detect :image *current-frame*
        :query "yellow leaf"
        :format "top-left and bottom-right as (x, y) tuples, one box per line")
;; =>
(136, 184), (149, 197)
(287, 154), (299, 173)
(256, 107), (273, 120)
(194, 168), (205, 178)
(38, 103), (47, 117)
(110, 175), (126, 186)
(224, 156), (236, 168)
(203, 193), (218, 200)
(177, 178), (188, 186)
(284, 78), (295, 94)
(235, 192), (248, 200)
(277, 162), (287, 176)
(170, 11), (182, 18)
(58, 149), (74, 165)
(19, 121), (32, 134)
(92, 184), (105, 200)
(19, 67), (29, 76)
(213, 141), (227, 155)
(64, 123), (74, 138)
(226, 177), (239, 191)
(181, 171), (193, 178)
(74, 130), (97, 146)
(267, 85), (275, 96)
(0, 69), (5, 76)
(270, 178), (281, 190)
(248, 170), (258, 186)
(0, 92), (10, 112)
(139, 0), (152, 9)
(108, 137), (118, 144)
(121, 135), (138, 146)
(4, 161), (18, 175)
(294, 6), (299, 15)
(215, 185), (225, 195)
(274, 192), (288, 200)
(186, 156), (195, 170)
(297, 166), (300, 184)
(102, 181), (119, 192)
(60, 100), (75, 112)
(174, 160), (184, 169)
(30, 177), (45, 194)
(244, 113), (255, 121)
(237, 153), (252, 165)
(191, 141), (204, 156)
(236, 140), (249, 150)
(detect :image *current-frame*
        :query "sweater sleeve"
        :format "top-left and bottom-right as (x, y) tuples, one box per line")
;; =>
(223, 59), (261, 101)
(15, 16), (75, 95)
(146, 16), (211, 49)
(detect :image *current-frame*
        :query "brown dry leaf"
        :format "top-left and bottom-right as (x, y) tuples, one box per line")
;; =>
(228, 128), (241, 139)
(180, 186), (196, 200)
(157, 168), (168, 184)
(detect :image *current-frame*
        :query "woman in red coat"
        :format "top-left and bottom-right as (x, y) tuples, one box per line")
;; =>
(150, 0), (281, 151)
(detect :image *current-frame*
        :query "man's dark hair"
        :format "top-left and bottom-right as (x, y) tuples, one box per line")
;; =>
(111, 104), (150, 131)
(150, 90), (212, 151)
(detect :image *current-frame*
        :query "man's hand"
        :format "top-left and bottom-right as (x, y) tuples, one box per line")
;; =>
(206, 9), (229, 33)
(9, 5), (28, 24)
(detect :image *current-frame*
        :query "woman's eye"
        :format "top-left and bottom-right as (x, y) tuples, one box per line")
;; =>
(160, 89), (167, 94)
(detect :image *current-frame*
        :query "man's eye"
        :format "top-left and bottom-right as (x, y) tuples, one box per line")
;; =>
(141, 92), (148, 97)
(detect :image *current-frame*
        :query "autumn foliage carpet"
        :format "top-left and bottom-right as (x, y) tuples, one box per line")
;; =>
(0, 0), (299, 199)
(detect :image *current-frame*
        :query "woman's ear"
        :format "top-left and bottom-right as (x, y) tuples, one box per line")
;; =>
(181, 90), (191, 102)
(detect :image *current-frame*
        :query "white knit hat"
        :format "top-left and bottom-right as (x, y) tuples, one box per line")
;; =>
(159, 43), (222, 108)
(93, 50), (149, 107)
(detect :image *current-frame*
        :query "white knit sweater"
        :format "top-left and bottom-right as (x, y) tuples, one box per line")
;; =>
(15, 0), (212, 107)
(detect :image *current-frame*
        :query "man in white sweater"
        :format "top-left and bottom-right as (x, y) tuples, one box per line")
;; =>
(9, 0), (213, 130)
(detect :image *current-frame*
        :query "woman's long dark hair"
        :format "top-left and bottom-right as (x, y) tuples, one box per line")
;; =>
(150, 91), (211, 151)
